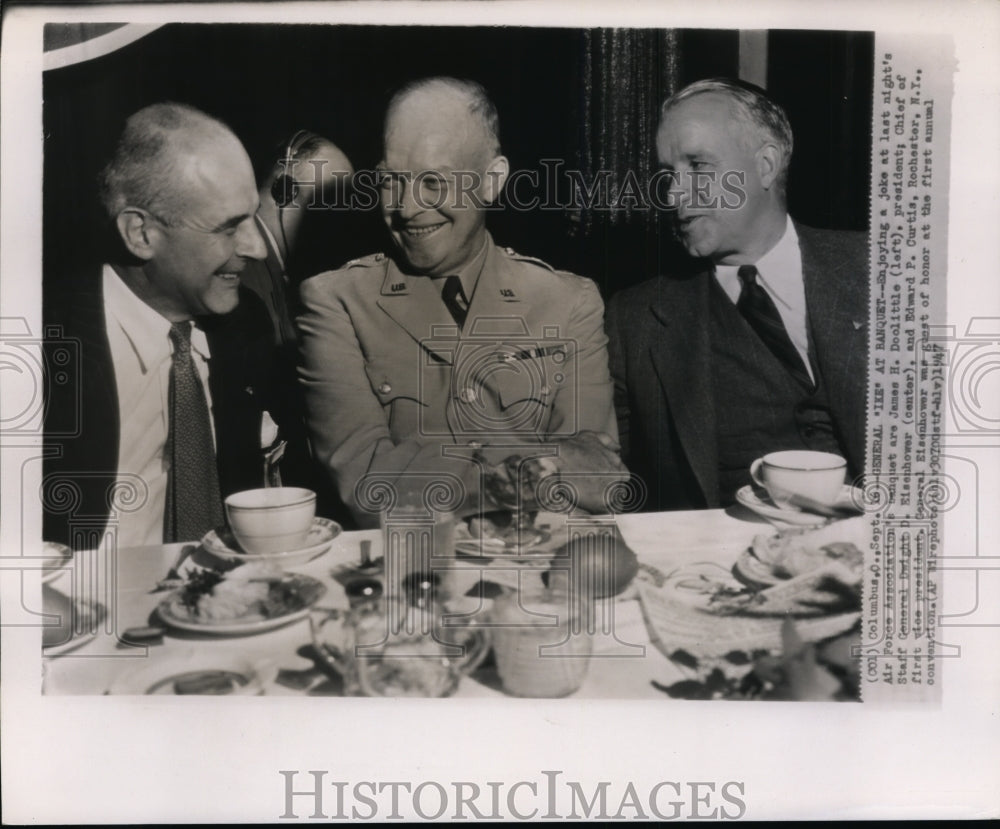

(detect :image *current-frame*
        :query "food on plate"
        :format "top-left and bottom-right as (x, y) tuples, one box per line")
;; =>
(767, 539), (863, 580)
(172, 670), (254, 695)
(750, 522), (865, 583)
(544, 525), (639, 598)
(713, 517), (870, 617)
(467, 510), (539, 542)
(171, 563), (323, 623)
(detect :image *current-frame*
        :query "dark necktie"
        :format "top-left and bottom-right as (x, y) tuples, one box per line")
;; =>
(441, 275), (469, 328)
(736, 265), (814, 391)
(164, 322), (224, 542)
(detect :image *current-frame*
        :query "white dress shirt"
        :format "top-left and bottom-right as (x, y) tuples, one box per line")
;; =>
(713, 219), (814, 383)
(102, 265), (215, 548)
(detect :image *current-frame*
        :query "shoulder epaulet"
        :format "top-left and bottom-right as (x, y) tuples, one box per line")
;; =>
(341, 252), (388, 269)
(499, 246), (558, 273)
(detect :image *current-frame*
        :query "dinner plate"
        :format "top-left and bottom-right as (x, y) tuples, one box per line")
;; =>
(200, 517), (341, 567)
(108, 651), (277, 695)
(735, 484), (863, 526)
(453, 517), (552, 560)
(637, 572), (860, 659)
(41, 541), (73, 584)
(157, 573), (327, 636)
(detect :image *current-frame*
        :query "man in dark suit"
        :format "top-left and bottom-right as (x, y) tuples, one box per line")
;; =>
(43, 102), (300, 549)
(607, 78), (868, 512)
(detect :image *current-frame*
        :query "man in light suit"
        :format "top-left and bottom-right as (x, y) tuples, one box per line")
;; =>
(43, 102), (305, 549)
(607, 78), (868, 512)
(298, 77), (624, 527)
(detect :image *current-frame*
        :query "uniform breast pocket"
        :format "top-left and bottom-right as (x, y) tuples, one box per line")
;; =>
(488, 357), (554, 434)
(363, 359), (426, 438)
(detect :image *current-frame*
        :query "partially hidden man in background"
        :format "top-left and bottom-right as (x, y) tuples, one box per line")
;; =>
(298, 77), (626, 527)
(607, 78), (867, 512)
(241, 128), (355, 524)
(43, 102), (308, 549)
(243, 128), (354, 356)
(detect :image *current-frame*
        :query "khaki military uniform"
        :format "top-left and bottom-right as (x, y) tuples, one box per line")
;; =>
(297, 235), (617, 526)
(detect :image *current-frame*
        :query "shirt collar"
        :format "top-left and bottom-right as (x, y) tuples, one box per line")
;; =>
(713, 218), (799, 306)
(439, 234), (490, 301)
(103, 264), (211, 371)
(751, 217), (800, 310)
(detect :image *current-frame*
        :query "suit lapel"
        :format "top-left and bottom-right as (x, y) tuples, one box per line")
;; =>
(375, 257), (459, 358)
(799, 226), (867, 397)
(798, 224), (868, 473)
(462, 241), (526, 336)
(649, 271), (719, 505)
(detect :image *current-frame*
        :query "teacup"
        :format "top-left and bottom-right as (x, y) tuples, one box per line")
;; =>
(749, 450), (847, 509)
(224, 487), (316, 554)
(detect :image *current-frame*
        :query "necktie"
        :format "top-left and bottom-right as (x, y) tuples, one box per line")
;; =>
(736, 265), (814, 391)
(164, 322), (224, 542)
(441, 275), (469, 328)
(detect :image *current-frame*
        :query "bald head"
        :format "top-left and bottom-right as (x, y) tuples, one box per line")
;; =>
(99, 102), (251, 224)
(385, 77), (501, 165)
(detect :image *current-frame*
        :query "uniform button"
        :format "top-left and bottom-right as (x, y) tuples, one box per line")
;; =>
(378, 382), (392, 394)
(540, 385), (551, 396)
(459, 387), (477, 404)
(467, 440), (482, 449)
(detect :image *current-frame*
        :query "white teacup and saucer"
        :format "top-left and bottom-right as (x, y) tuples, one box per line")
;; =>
(738, 450), (862, 526)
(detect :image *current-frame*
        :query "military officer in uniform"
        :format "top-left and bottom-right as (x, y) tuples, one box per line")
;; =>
(297, 76), (624, 527)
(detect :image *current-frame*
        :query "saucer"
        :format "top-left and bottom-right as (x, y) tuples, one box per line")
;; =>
(201, 517), (341, 567)
(453, 528), (552, 560)
(735, 484), (862, 527)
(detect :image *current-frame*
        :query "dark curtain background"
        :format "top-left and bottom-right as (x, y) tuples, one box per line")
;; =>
(43, 25), (872, 301)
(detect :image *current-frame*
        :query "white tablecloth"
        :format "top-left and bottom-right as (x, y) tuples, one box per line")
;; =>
(42, 506), (778, 698)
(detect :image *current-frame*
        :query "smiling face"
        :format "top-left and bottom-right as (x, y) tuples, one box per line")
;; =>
(142, 133), (266, 320)
(656, 92), (785, 265)
(379, 88), (502, 277)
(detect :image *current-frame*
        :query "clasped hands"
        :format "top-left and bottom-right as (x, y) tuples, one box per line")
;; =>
(477, 430), (628, 516)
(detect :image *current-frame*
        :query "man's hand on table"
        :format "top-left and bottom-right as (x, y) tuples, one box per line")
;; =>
(478, 431), (628, 515)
